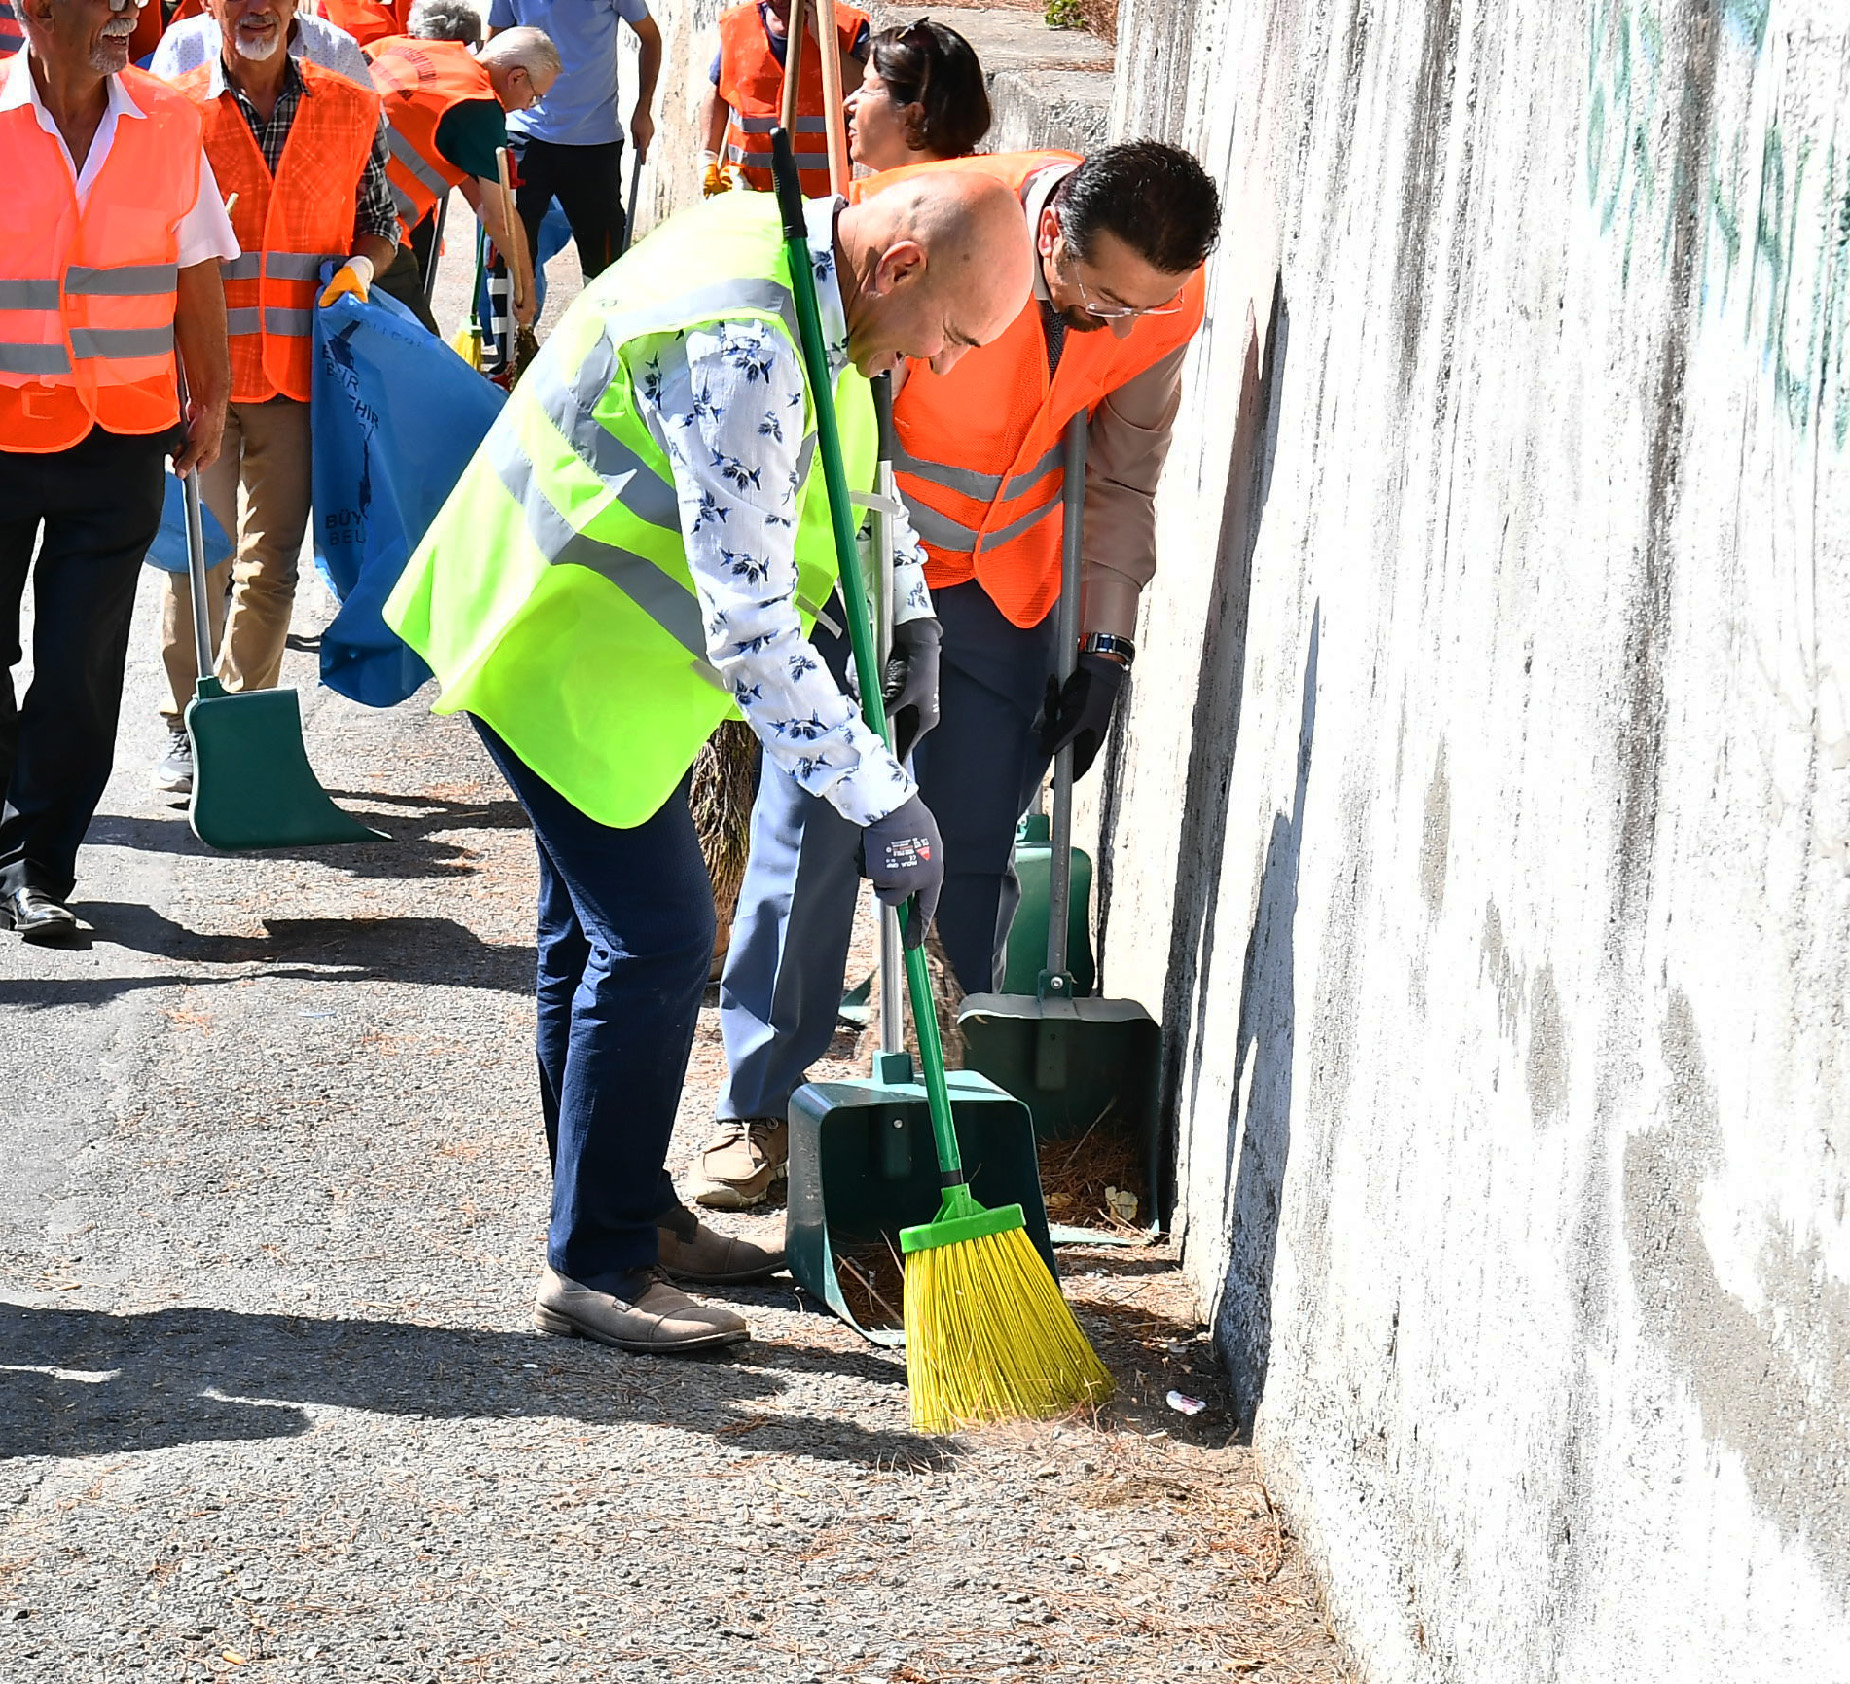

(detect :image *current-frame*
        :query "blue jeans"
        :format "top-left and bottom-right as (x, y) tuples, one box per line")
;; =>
(474, 718), (715, 1287)
(717, 582), (1057, 1121)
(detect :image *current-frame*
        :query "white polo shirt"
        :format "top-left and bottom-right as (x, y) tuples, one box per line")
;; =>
(1, 49), (238, 267)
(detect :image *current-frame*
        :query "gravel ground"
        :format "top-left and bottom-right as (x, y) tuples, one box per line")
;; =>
(0, 218), (1351, 1684)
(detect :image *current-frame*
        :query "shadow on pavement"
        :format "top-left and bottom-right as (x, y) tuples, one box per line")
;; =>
(85, 787), (528, 880)
(0, 1301), (953, 1471)
(2, 907), (534, 998)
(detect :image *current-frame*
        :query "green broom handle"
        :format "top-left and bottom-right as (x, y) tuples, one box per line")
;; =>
(769, 131), (967, 1186)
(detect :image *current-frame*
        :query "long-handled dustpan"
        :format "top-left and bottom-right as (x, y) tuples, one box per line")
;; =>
(787, 376), (1055, 1342)
(957, 415), (1165, 1229)
(178, 460), (382, 850)
(776, 113), (1053, 1344)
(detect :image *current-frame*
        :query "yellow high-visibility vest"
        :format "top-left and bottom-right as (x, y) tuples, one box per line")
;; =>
(386, 192), (876, 827)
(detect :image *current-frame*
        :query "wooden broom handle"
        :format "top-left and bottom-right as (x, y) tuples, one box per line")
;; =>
(495, 146), (532, 315)
(813, 0), (850, 197)
(777, 0), (803, 133)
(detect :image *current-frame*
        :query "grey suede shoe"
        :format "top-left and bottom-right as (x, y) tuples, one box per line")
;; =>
(656, 1204), (786, 1286)
(533, 1267), (749, 1354)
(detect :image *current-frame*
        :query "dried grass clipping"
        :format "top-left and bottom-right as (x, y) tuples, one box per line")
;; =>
(691, 718), (761, 932)
(834, 1235), (905, 1331)
(1038, 1111), (1148, 1231)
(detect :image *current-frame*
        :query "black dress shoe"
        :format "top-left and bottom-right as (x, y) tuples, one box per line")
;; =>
(1, 887), (80, 946)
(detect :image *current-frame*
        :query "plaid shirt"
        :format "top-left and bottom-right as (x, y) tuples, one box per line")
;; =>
(215, 55), (399, 249)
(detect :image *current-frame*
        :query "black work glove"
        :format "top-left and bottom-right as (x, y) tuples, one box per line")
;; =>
(847, 617), (943, 760)
(859, 793), (944, 949)
(1033, 652), (1127, 779)
(884, 617), (942, 758)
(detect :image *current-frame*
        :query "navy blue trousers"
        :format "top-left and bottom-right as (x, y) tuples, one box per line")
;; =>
(474, 719), (715, 1287)
(718, 581), (1057, 1121)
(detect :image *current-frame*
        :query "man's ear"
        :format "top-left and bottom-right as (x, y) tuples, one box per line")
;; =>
(870, 238), (926, 298)
(1036, 204), (1060, 260)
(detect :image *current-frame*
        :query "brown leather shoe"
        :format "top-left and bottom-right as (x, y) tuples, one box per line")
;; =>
(692, 1117), (789, 1209)
(533, 1268), (749, 1354)
(656, 1204), (785, 1285)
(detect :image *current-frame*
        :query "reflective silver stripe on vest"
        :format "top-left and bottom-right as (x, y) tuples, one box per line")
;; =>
(65, 263), (178, 297)
(907, 487), (1060, 554)
(736, 114), (830, 132)
(68, 325), (173, 359)
(221, 253), (262, 282)
(223, 305), (315, 338)
(0, 279), (60, 310)
(389, 183), (418, 223)
(527, 336), (683, 532)
(387, 127), (449, 197)
(727, 142), (828, 168)
(0, 342), (71, 375)
(894, 436), (1065, 505)
(266, 252), (325, 281)
(490, 433), (722, 686)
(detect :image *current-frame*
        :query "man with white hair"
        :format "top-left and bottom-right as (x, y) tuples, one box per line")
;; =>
(149, 0), (396, 798)
(486, 0), (659, 281)
(365, 23), (556, 328)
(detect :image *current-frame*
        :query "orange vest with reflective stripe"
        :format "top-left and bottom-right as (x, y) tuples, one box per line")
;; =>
(180, 60), (378, 405)
(858, 150), (1206, 628)
(367, 35), (492, 240)
(717, 0), (867, 196)
(0, 64), (196, 454)
(320, 0), (411, 49)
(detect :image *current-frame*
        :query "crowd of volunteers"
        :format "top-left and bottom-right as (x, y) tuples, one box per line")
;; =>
(2, 0), (1220, 1357)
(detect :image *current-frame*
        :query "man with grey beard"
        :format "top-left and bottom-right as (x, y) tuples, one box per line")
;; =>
(149, 0), (399, 798)
(0, 0), (233, 945)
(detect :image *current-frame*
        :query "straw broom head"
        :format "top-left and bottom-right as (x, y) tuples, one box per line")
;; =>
(902, 1194), (1114, 1434)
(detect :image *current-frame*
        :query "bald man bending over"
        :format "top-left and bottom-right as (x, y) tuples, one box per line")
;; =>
(384, 173), (1029, 1354)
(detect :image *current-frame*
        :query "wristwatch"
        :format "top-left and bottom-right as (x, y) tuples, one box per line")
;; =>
(1080, 632), (1136, 668)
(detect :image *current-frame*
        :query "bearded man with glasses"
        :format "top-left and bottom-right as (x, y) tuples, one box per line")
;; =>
(692, 139), (1219, 1214)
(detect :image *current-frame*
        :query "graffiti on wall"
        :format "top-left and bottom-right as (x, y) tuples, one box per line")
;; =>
(1585, 0), (1850, 447)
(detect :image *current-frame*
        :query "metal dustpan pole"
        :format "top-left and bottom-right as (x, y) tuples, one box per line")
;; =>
(873, 374), (907, 1070)
(1043, 413), (1087, 1001)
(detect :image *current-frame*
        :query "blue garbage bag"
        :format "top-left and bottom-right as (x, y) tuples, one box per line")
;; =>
(145, 474), (235, 573)
(311, 284), (504, 707)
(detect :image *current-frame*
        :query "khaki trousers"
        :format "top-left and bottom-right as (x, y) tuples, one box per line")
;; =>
(160, 395), (312, 721)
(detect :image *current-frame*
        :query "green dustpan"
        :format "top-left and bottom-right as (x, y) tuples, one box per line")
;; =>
(178, 463), (383, 851)
(958, 415), (1164, 1221)
(783, 371), (1055, 1344)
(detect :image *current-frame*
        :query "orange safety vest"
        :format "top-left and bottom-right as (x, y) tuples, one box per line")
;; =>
(0, 63), (196, 453)
(857, 150), (1206, 628)
(179, 58), (379, 405)
(716, 0), (867, 196)
(320, 0), (412, 50)
(367, 35), (492, 240)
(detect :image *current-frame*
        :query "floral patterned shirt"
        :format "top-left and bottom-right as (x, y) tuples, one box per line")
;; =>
(633, 197), (933, 828)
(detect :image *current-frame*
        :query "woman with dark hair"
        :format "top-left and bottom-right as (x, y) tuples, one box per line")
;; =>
(845, 16), (989, 170)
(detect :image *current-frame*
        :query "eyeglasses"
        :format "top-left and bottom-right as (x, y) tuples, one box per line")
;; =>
(1050, 213), (1188, 320)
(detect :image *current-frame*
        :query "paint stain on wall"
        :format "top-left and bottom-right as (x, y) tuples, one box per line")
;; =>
(1420, 743), (1451, 915)
(1526, 963), (1568, 1122)
(1585, 0), (1850, 447)
(1624, 989), (1850, 1583)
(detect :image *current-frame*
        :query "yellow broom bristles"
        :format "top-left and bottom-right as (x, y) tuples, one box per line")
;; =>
(903, 1224), (1115, 1434)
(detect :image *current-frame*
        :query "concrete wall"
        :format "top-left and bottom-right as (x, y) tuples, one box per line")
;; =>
(1093, 0), (1850, 1678)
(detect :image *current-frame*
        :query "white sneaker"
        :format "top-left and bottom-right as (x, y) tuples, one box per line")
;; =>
(153, 728), (193, 795)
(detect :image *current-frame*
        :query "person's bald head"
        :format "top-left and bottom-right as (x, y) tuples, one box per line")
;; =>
(835, 171), (1033, 379)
